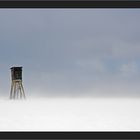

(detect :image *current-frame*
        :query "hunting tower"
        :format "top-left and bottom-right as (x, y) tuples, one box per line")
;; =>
(10, 67), (26, 99)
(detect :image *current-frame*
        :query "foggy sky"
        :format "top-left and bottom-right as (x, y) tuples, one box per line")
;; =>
(0, 9), (140, 98)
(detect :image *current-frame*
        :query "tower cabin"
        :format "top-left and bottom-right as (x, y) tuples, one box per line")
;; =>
(11, 67), (22, 81)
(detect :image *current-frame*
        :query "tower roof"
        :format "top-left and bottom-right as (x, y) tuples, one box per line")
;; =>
(10, 67), (22, 70)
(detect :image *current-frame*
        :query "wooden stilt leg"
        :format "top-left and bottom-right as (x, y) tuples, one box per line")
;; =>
(19, 83), (22, 99)
(17, 83), (19, 99)
(13, 82), (16, 100)
(10, 82), (14, 99)
(21, 83), (26, 99)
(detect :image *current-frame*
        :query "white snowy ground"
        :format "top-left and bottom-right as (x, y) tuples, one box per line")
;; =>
(0, 97), (140, 131)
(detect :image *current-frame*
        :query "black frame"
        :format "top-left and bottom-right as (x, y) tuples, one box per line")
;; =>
(0, 0), (140, 139)
(0, 131), (140, 139)
(0, 0), (140, 8)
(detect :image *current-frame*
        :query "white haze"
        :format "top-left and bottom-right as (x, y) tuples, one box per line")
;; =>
(0, 97), (140, 131)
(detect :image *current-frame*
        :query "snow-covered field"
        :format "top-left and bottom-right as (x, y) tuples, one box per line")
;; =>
(0, 97), (140, 131)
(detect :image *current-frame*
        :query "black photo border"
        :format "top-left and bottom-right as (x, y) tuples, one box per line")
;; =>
(0, 0), (140, 8)
(0, 0), (140, 139)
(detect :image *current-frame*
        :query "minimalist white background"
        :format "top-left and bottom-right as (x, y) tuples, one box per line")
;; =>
(0, 97), (140, 131)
